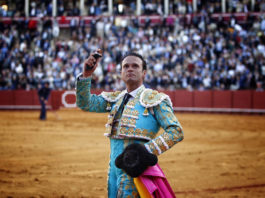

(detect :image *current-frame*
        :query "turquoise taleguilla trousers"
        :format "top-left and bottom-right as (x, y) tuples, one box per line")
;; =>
(108, 138), (146, 198)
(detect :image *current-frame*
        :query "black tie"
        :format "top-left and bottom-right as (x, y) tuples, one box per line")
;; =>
(121, 93), (131, 113)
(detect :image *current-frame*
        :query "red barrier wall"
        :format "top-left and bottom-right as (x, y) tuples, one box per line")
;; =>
(232, 90), (252, 109)
(213, 91), (232, 108)
(0, 90), (265, 112)
(0, 91), (14, 105)
(33, 91), (41, 105)
(51, 91), (64, 110)
(193, 91), (212, 108)
(14, 90), (33, 105)
(174, 90), (193, 107)
(252, 91), (265, 109)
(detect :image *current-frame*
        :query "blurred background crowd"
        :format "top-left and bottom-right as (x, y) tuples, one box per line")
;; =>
(0, 0), (265, 91)
(1, 0), (265, 17)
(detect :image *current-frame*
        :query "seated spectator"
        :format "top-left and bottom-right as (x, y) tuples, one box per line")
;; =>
(0, 7), (265, 92)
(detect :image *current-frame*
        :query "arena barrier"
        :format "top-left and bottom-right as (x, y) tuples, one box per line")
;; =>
(1, 12), (263, 28)
(0, 90), (264, 113)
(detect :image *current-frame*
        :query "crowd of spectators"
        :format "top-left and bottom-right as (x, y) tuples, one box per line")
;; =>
(0, 5), (265, 91)
(1, 0), (265, 17)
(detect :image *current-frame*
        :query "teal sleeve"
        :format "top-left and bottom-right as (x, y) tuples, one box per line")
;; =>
(144, 100), (184, 155)
(76, 78), (108, 113)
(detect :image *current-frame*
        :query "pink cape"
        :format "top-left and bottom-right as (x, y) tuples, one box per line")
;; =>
(134, 164), (176, 198)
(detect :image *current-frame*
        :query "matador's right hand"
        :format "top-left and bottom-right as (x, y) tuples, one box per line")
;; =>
(83, 49), (102, 77)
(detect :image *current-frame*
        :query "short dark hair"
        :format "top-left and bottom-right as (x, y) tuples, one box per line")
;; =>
(120, 52), (147, 70)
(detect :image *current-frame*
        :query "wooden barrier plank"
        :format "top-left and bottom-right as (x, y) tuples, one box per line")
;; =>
(213, 91), (232, 108)
(1, 90), (265, 111)
(0, 90), (14, 105)
(14, 90), (34, 105)
(174, 90), (193, 107)
(193, 91), (213, 108)
(51, 91), (64, 110)
(33, 90), (40, 105)
(252, 91), (265, 109)
(232, 90), (252, 109)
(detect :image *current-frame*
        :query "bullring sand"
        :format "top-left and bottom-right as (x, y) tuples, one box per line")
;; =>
(0, 109), (265, 197)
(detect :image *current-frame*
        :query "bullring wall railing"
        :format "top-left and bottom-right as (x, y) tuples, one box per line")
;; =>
(0, 90), (264, 113)
(1, 12), (264, 28)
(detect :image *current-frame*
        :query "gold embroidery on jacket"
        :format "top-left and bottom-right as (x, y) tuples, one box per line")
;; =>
(161, 133), (175, 147)
(154, 138), (167, 153)
(148, 142), (159, 155)
(115, 127), (156, 140)
(123, 109), (139, 117)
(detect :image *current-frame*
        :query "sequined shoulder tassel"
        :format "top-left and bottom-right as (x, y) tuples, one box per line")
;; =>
(106, 102), (111, 110)
(143, 108), (149, 116)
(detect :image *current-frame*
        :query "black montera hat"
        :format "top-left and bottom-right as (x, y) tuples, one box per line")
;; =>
(115, 143), (158, 178)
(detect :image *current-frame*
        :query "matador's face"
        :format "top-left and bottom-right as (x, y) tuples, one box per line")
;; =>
(121, 56), (146, 87)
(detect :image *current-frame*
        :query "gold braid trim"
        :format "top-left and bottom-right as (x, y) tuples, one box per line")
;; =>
(100, 90), (126, 102)
(139, 89), (173, 108)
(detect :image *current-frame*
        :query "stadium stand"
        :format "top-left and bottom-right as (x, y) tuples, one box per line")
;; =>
(0, 0), (264, 93)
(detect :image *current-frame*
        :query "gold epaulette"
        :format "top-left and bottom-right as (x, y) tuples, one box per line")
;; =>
(100, 90), (126, 102)
(139, 89), (173, 108)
